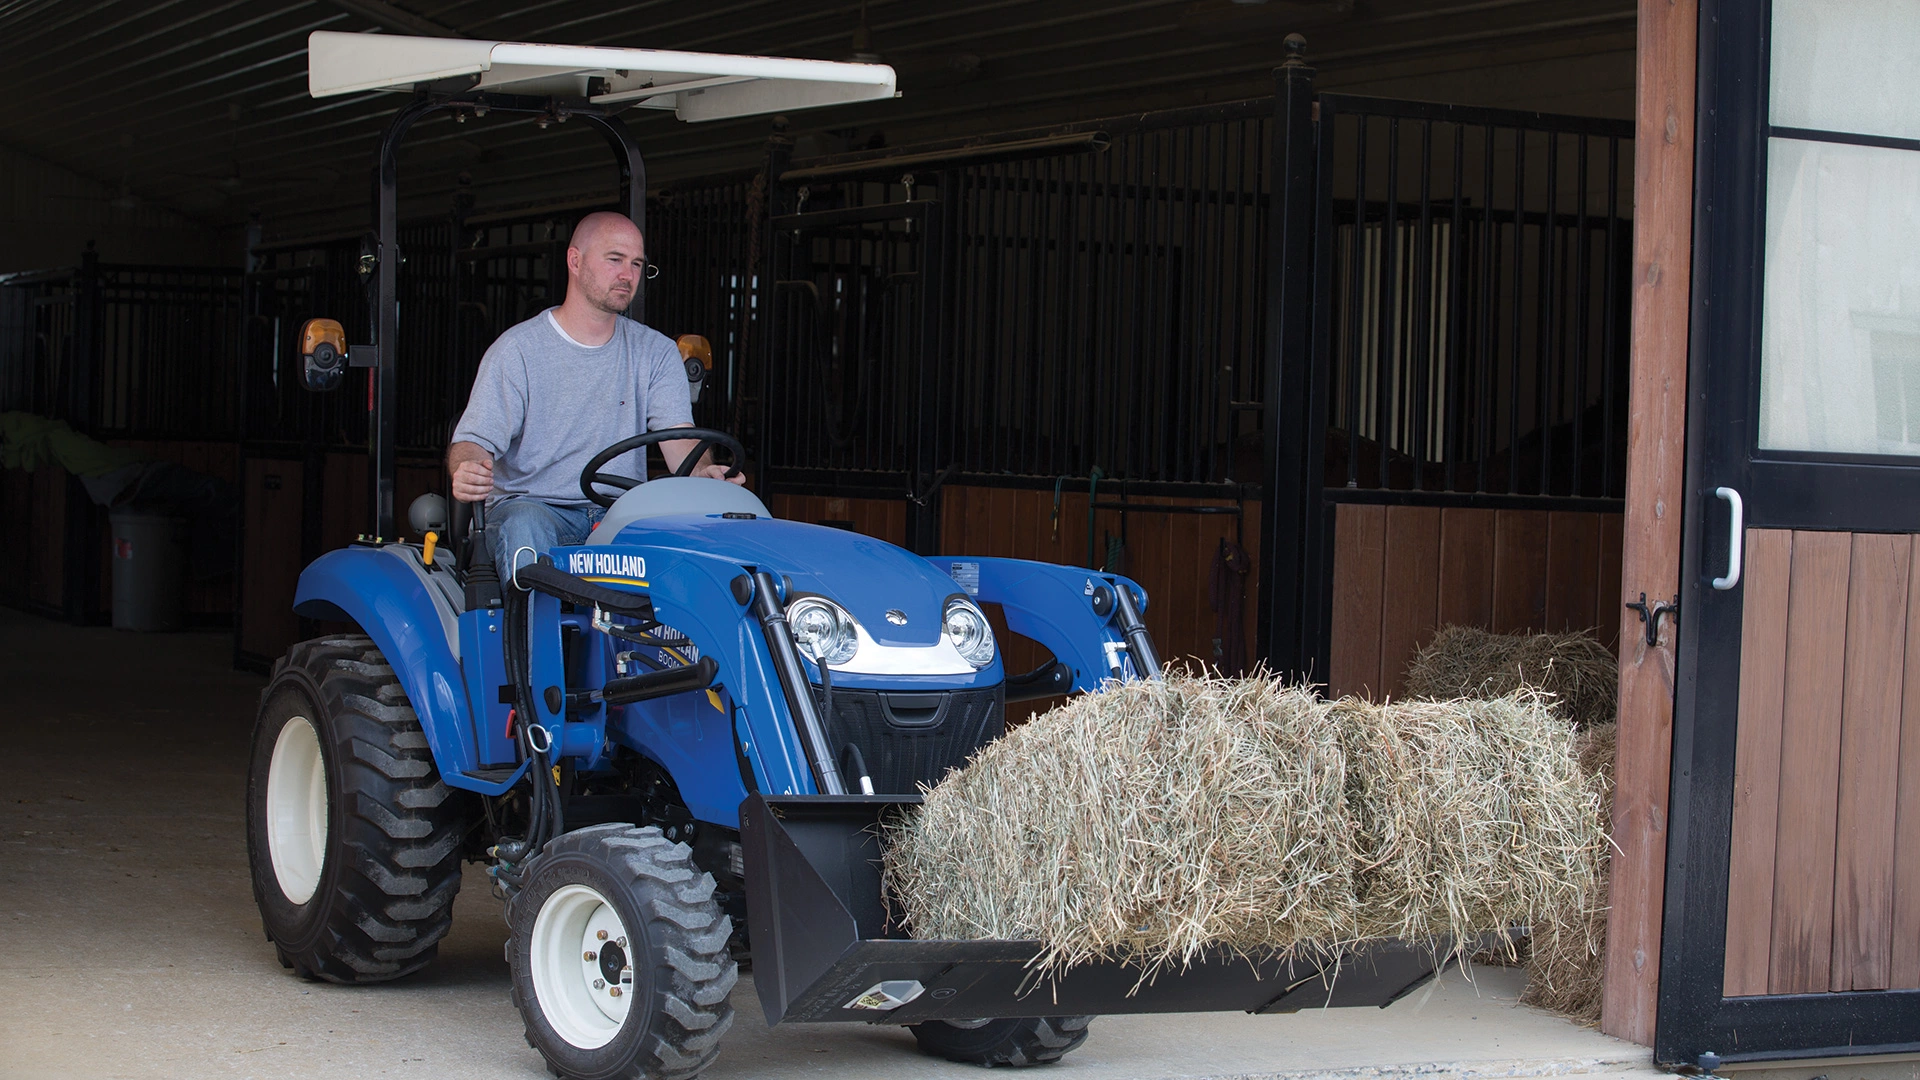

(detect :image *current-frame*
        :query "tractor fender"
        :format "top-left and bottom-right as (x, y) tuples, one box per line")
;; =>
(293, 546), (482, 787)
(930, 556), (1149, 691)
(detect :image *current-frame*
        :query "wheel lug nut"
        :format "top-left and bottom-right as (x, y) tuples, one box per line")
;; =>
(596, 930), (608, 941)
(593, 978), (605, 990)
(609, 986), (622, 998)
(584, 951), (596, 961)
(616, 937), (627, 949)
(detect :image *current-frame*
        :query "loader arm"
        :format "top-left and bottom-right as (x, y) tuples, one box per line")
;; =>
(928, 556), (1160, 686)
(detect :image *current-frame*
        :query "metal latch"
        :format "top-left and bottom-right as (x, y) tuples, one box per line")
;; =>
(1625, 593), (1678, 647)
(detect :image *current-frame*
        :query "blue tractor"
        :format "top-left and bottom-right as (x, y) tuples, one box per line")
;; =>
(246, 32), (1465, 1080)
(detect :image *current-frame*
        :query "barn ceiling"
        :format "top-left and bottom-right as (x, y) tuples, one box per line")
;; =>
(0, 0), (1634, 245)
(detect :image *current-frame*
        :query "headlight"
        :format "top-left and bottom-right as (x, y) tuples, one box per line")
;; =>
(943, 597), (996, 669)
(788, 597), (858, 666)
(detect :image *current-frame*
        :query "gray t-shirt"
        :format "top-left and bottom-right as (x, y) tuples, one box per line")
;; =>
(452, 309), (694, 507)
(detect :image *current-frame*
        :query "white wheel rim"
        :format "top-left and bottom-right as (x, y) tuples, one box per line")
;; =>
(532, 884), (634, 1049)
(265, 715), (328, 905)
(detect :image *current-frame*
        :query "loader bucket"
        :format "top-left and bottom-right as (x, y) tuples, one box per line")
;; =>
(739, 794), (1474, 1026)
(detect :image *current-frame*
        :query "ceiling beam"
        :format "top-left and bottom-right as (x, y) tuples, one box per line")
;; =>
(322, 0), (459, 38)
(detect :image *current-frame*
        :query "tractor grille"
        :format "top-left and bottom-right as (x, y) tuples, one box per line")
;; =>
(811, 684), (1004, 795)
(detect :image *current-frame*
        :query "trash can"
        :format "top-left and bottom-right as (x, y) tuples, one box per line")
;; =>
(109, 512), (189, 632)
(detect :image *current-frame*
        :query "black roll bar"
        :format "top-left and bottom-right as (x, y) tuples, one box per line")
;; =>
(365, 93), (647, 539)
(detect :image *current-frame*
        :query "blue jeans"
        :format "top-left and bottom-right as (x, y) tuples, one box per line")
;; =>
(490, 498), (605, 576)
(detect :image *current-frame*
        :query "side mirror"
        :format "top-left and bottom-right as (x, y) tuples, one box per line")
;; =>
(677, 333), (713, 404)
(299, 318), (348, 391)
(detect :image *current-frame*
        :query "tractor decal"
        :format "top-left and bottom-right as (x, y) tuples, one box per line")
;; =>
(566, 551), (648, 582)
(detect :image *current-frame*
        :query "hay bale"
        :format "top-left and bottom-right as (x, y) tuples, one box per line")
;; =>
(883, 674), (1352, 977)
(1404, 626), (1618, 729)
(1337, 694), (1606, 954)
(885, 674), (1607, 977)
(1521, 722), (1618, 1025)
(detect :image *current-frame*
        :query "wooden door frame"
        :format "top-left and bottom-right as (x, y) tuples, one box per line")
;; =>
(1599, 0), (1697, 1048)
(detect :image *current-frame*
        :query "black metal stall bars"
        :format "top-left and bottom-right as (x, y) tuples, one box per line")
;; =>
(1262, 52), (1634, 680)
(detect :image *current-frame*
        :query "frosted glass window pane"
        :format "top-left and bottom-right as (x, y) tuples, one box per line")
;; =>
(1770, 0), (1920, 140)
(1758, 139), (1920, 455)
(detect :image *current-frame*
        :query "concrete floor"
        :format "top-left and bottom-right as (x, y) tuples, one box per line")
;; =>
(0, 606), (1667, 1080)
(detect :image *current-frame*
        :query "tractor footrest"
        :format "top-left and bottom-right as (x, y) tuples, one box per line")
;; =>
(739, 795), (1486, 1026)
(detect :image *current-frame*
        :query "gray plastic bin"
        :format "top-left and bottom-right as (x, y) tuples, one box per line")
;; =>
(109, 512), (189, 632)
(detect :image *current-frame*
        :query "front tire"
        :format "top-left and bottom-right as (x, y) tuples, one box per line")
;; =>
(245, 635), (467, 982)
(909, 1016), (1094, 1067)
(509, 824), (738, 1080)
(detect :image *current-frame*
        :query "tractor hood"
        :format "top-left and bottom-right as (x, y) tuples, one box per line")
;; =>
(604, 514), (978, 662)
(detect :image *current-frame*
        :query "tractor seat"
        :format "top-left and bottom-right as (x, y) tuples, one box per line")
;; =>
(586, 476), (773, 545)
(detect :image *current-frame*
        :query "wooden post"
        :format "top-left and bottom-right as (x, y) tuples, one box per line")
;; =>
(1602, 0), (1698, 1046)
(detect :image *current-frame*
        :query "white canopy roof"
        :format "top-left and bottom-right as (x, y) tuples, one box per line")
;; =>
(307, 31), (896, 122)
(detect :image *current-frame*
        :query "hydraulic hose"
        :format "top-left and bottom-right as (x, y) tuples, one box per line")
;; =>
(490, 580), (562, 871)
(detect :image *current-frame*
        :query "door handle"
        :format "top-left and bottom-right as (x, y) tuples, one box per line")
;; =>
(1713, 487), (1743, 590)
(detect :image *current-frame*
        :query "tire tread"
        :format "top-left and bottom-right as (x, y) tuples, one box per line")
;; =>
(509, 825), (737, 1080)
(249, 635), (467, 985)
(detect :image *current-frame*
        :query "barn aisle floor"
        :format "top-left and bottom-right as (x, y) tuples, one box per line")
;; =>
(0, 606), (1663, 1080)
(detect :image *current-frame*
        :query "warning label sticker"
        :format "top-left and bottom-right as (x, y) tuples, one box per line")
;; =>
(947, 561), (981, 596)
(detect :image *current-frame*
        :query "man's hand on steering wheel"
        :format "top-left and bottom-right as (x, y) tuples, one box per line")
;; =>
(685, 461), (743, 484)
(579, 426), (749, 508)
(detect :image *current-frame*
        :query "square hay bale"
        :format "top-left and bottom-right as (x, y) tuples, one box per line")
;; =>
(1520, 722), (1618, 1025)
(1404, 626), (1618, 729)
(883, 674), (1352, 977)
(885, 674), (1608, 979)
(1336, 694), (1606, 954)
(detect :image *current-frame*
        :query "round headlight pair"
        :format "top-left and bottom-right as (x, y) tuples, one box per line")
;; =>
(788, 597), (859, 666)
(943, 597), (996, 669)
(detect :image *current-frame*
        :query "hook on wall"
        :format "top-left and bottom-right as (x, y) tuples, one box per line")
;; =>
(1625, 592), (1679, 648)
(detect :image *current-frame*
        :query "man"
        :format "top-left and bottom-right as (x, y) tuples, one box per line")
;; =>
(449, 211), (741, 570)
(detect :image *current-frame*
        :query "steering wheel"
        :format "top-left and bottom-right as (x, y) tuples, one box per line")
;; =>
(579, 426), (747, 508)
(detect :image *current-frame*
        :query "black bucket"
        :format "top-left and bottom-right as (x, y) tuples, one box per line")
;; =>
(739, 794), (1475, 1026)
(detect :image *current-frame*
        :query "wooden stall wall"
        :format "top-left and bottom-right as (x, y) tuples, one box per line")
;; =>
(1326, 503), (1623, 700)
(0, 463), (70, 615)
(236, 450), (445, 666)
(1723, 529), (1920, 998)
(938, 485), (1262, 721)
(0, 466), (34, 611)
(763, 493), (908, 548)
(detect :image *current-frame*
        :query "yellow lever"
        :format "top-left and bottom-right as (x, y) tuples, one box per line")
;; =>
(422, 531), (438, 565)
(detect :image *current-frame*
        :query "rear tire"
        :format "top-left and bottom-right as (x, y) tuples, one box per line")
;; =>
(508, 824), (738, 1080)
(909, 1016), (1094, 1067)
(245, 635), (467, 983)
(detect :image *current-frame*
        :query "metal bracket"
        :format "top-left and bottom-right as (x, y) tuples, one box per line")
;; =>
(909, 463), (958, 507)
(1625, 592), (1678, 648)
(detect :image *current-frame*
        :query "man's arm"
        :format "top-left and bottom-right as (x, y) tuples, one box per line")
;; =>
(449, 440), (494, 503)
(450, 336), (526, 504)
(658, 424), (745, 484)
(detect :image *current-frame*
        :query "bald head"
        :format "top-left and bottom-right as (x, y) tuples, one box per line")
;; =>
(569, 211), (642, 254)
(566, 212), (646, 316)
